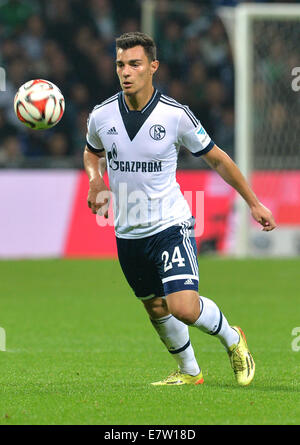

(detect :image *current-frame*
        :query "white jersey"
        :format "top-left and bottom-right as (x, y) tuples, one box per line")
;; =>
(86, 89), (214, 239)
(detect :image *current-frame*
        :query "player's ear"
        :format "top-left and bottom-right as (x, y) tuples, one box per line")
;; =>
(150, 60), (159, 75)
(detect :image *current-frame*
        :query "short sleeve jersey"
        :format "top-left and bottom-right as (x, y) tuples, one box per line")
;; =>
(86, 89), (214, 239)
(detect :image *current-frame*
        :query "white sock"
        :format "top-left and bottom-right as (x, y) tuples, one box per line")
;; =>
(150, 314), (201, 376)
(192, 296), (239, 349)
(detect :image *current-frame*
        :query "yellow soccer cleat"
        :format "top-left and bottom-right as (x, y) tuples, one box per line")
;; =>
(228, 326), (255, 386)
(151, 370), (204, 386)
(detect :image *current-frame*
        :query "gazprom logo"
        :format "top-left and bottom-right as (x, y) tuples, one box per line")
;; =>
(112, 143), (118, 160)
(108, 143), (119, 170)
(107, 143), (162, 173)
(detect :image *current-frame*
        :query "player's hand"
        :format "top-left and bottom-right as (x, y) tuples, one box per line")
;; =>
(87, 177), (111, 218)
(250, 202), (277, 231)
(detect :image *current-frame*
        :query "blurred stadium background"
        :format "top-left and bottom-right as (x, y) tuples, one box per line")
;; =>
(0, 0), (299, 258)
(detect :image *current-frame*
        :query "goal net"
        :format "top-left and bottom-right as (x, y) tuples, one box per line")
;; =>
(224, 4), (300, 256)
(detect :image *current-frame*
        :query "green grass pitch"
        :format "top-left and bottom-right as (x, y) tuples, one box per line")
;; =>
(0, 257), (299, 425)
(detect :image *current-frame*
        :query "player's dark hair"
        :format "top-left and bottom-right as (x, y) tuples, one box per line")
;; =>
(115, 32), (157, 61)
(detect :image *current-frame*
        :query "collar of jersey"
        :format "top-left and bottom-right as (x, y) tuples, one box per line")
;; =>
(118, 89), (161, 141)
(120, 88), (159, 114)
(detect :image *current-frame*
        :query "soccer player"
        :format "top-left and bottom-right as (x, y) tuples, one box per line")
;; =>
(83, 32), (276, 386)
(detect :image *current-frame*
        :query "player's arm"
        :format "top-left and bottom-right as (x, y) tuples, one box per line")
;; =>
(203, 144), (276, 231)
(83, 146), (110, 217)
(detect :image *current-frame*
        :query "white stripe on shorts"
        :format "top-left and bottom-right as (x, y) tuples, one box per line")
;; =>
(179, 222), (198, 276)
(184, 223), (198, 275)
(162, 274), (199, 284)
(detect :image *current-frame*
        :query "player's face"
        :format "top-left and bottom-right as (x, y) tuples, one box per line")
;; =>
(116, 46), (158, 95)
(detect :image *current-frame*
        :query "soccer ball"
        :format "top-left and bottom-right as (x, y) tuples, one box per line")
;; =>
(14, 79), (65, 130)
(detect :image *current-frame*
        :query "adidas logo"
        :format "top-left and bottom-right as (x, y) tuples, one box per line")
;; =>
(107, 126), (118, 135)
(184, 278), (194, 285)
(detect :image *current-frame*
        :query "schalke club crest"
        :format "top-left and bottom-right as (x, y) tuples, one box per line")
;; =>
(149, 125), (166, 141)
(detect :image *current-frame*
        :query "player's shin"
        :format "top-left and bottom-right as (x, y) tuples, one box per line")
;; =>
(192, 296), (239, 349)
(150, 314), (200, 376)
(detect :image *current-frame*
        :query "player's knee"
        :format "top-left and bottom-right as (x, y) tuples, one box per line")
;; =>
(166, 291), (200, 325)
(170, 306), (198, 325)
